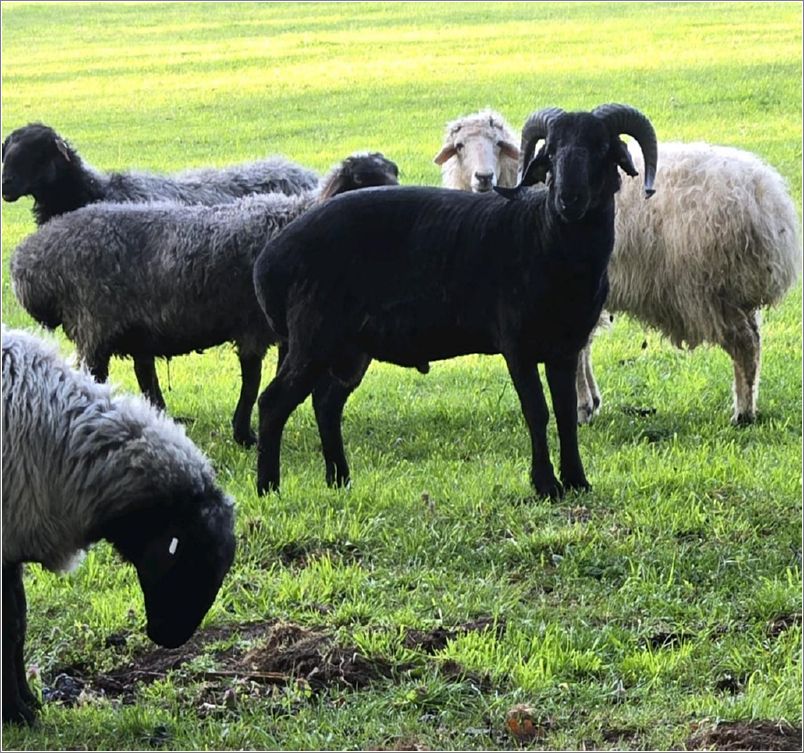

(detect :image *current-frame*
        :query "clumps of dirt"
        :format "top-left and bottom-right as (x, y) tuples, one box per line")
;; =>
(620, 405), (657, 417)
(600, 726), (640, 744)
(402, 616), (505, 654)
(642, 630), (693, 650)
(767, 612), (802, 639)
(237, 621), (392, 689)
(687, 720), (802, 751)
(505, 703), (555, 744)
(75, 619), (390, 704)
(276, 539), (362, 568)
(42, 670), (87, 706)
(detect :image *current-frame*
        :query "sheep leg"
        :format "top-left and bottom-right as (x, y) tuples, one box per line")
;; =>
(546, 354), (590, 492)
(256, 357), (324, 495)
(721, 308), (762, 425)
(575, 343), (595, 425)
(503, 351), (562, 499)
(133, 357), (166, 410)
(585, 351), (601, 417)
(2, 565), (36, 726)
(84, 352), (110, 384)
(312, 355), (371, 487)
(232, 351), (263, 447)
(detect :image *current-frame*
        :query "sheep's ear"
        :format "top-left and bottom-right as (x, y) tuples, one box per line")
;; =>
(613, 139), (638, 177)
(318, 173), (346, 201)
(498, 140), (520, 161)
(54, 137), (72, 163)
(519, 147), (550, 186)
(433, 145), (457, 165)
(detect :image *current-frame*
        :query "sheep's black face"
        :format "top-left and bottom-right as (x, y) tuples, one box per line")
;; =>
(135, 488), (236, 649)
(1, 124), (70, 202)
(341, 153), (400, 192)
(542, 114), (619, 223)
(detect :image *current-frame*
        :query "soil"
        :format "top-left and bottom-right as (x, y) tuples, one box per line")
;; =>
(687, 721), (802, 751)
(43, 619), (392, 707)
(402, 616), (505, 653)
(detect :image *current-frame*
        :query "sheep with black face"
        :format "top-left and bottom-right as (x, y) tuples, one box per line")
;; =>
(252, 104), (657, 497)
(2, 328), (236, 726)
(1, 122), (319, 225)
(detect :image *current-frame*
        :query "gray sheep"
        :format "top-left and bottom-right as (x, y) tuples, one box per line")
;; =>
(1, 122), (319, 225)
(2, 327), (236, 725)
(10, 152), (400, 446)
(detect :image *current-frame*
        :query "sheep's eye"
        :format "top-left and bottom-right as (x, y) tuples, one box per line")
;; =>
(455, 142), (464, 152)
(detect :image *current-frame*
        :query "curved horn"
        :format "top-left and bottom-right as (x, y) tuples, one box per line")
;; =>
(593, 103), (658, 197)
(519, 106), (565, 175)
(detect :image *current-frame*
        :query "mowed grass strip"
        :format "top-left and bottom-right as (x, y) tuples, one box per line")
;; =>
(1, 2), (801, 750)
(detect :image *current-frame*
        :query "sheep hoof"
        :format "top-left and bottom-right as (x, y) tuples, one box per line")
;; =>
(532, 477), (563, 500)
(234, 429), (257, 448)
(732, 412), (756, 427)
(577, 404), (595, 425)
(2, 700), (37, 726)
(563, 478), (592, 493)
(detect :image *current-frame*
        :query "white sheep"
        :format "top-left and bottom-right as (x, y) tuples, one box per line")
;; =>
(439, 112), (802, 423)
(433, 109), (520, 193)
(2, 327), (236, 725)
(594, 142), (801, 423)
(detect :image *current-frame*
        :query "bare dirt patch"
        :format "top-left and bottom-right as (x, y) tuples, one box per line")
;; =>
(402, 616), (505, 653)
(687, 721), (802, 751)
(767, 612), (802, 639)
(44, 619), (391, 707)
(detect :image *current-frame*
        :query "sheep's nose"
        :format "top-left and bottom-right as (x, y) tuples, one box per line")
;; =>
(559, 193), (581, 210)
(474, 171), (494, 186)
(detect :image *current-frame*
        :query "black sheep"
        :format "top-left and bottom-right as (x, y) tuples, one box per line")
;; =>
(252, 104), (657, 497)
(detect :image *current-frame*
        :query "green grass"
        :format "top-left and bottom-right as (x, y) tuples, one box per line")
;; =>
(1, 2), (802, 750)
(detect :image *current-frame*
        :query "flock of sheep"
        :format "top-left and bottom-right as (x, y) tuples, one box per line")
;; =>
(1, 103), (800, 726)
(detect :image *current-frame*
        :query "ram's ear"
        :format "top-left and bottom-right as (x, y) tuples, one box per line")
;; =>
(519, 145), (550, 186)
(54, 137), (72, 163)
(433, 144), (457, 165)
(498, 140), (520, 161)
(613, 139), (638, 177)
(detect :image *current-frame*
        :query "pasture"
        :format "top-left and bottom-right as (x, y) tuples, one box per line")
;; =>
(1, 2), (802, 750)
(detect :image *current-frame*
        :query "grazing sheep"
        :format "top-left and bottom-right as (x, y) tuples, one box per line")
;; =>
(433, 109), (520, 193)
(10, 152), (399, 446)
(252, 104), (657, 497)
(437, 116), (801, 424)
(1, 122), (319, 225)
(2, 327), (236, 726)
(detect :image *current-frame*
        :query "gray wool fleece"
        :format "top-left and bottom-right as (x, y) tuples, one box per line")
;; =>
(10, 189), (324, 364)
(1, 327), (218, 571)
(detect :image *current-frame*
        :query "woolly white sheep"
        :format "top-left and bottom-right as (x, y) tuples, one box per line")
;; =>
(433, 109), (520, 193)
(2, 327), (236, 725)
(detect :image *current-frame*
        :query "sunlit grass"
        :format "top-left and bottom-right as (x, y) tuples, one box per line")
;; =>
(1, 1), (801, 750)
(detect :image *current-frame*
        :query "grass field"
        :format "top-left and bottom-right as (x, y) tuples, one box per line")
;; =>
(1, 2), (802, 750)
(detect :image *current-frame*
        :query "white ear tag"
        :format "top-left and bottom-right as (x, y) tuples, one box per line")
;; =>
(168, 537), (179, 556)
